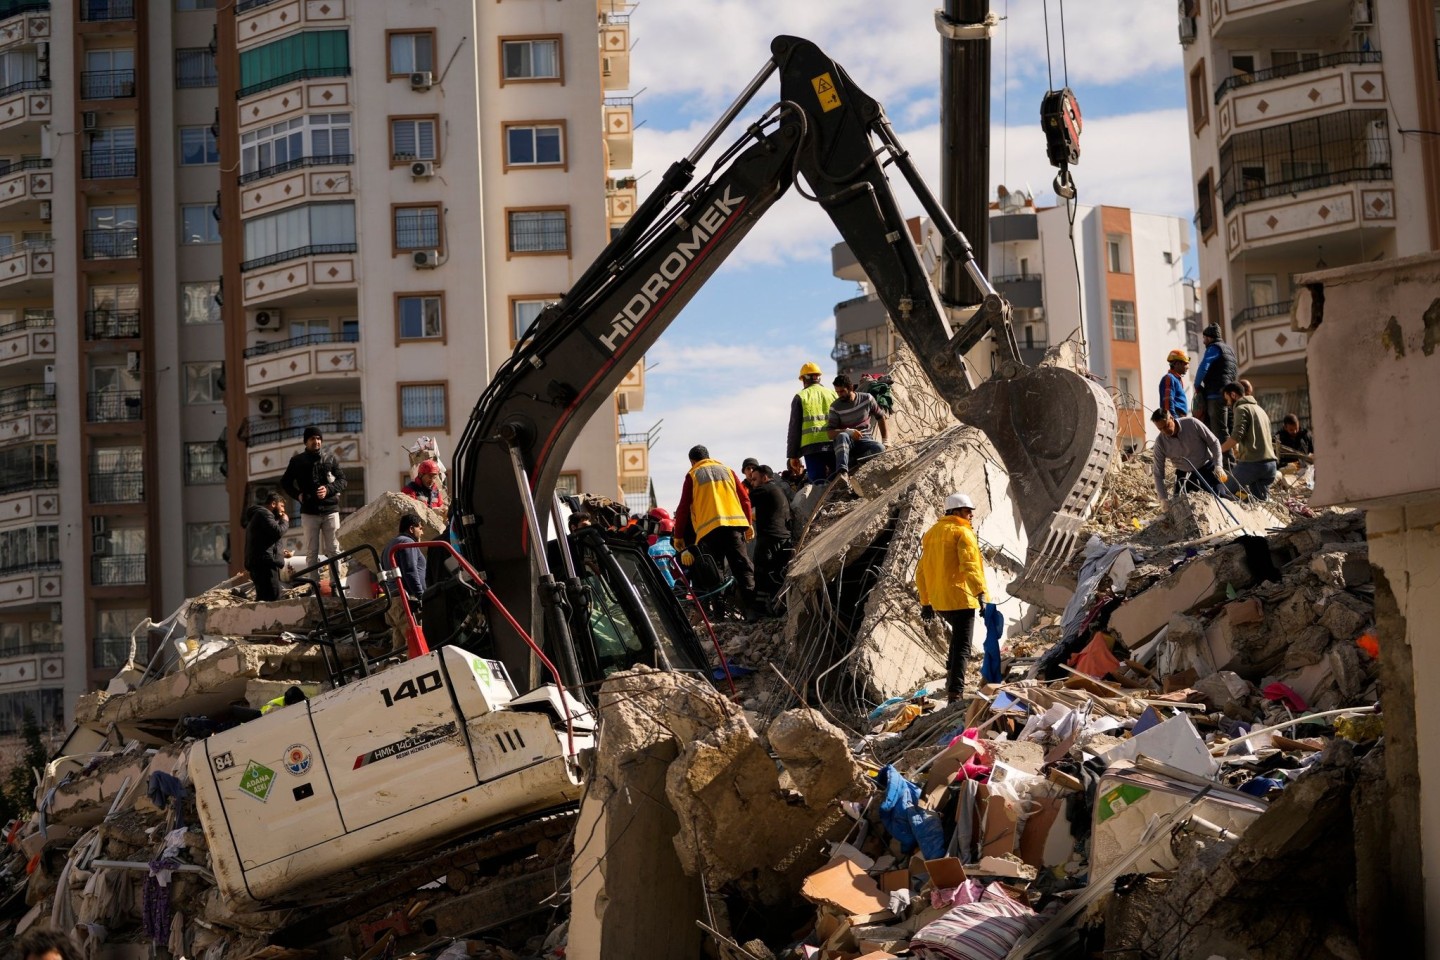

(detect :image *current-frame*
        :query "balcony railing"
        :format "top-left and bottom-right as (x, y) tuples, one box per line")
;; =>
(0, 558), (59, 577)
(0, 158), (51, 176)
(80, 69), (136, 100)
(0, 473), (55, 494)
(243, 329), (358, 358)
(236, 153), (354, 186)
(0, 78), (48, 99)
(91, 553), (145, 586)
(0, 2), (50, 20)
(0, 641), (62, 658)
(237, 66), (350, 101)
(0, 314), (53, 336)
(1214, 51), (1382, 104)
(395, 225), (440, 250)
(86, 390), (142, 422)
(0, 382), (54, 414)
(1221, 165), (1392, 215)
(83, 230), (139, 260)
(89, 470), (143, 503)
(243, 415), (361, 448)
(1231, 300), (1293, 331)
(603, 96), (634, 108)
(80, 0), (134, 21)
(992, 273), (1043, 284)
(92, 636), (130, 669)
(240, 242), (357, 272)
(82, 149), (137, 180)
(234, 0), (280, 12)
(84, 309), (141, 339)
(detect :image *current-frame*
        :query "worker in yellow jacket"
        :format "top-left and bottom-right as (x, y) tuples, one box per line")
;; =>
(915, 492), (987, 700)
(675, 444), (758, 618)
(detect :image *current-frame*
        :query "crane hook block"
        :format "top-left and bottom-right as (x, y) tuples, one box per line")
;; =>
(1040, 87), (1082, 168)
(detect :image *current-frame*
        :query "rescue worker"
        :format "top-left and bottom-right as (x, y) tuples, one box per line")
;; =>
(1150, 408), (1229, 505)
(242, 489), (291, 602)
(1221, 381), (1278, 500)
(1159, 349), (1190, 418)
(1193, 324), (1237, 438)
(749, 464), (793, 611)
(915, 492), (987, 700)
(402, 458), (445, 513)
(261, 685), (308, 714)
(674, 445), (758, 618)
(786, 361), (838, 484)
(646, 506), (679, 589)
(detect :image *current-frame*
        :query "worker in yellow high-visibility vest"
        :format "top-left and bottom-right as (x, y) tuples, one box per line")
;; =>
(674, 444), (758, 619)
(786, 361), (838, 484)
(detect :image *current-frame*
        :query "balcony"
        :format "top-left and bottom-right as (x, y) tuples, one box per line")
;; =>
(243, 330), (359, 391)
(1209, 0), (1356, 40)
(1234, 307), (1308, 377)
(832, 340), (890, 375)
(238, 66), (350, 101)
(1231, 300), (1293, 332)
(616, 362), (644, 416)
(0, 5), (50, 57)
(84, 309), (140, 340)
(80, 69), (136, 101)
(0, 559), (59, 607)
(240, 246), (357, 308)
(91, 553), (145, 586)
(1223, 180), (1394, 261)
(1215, 51), (1382, 103)
(0, 158), (50, 214)
(243, 415), (361, 479)
(86, 390), (142, 423)
(80, 0), (133, 21)
(235, 0), (348, 53)
(92, 636), (129, 669)
(83, 230), (139, 261)
(602, 97), (633, 169)
(600, 17), (630, 91)
(82, 148), (136, 180)
(237, 152), (354, 187)
(0, 382), (51, 415)
(990, 214), (1040, 244)
(605, 177), (637, 232)
(0, 483), (58, 534)
(834, 294), (888, 337)
(0, 314), (52, 369)
(0, 79), (48, 134)
(0, 383), (53, 449)
(1215, 56), (1386, 140)
(239, 160), (355, 217)
(992, 273), (1043, 310)
(89, 470), (143, 504)
(237, 76), (351, 135)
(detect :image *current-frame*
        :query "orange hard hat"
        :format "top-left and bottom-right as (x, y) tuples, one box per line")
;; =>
(1167, 349), (1190, 364)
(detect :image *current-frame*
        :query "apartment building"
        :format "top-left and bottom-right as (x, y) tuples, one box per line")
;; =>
(0, 0), (640, 732)
(1179, 0), (1440, 420)
(832, 190), (1193, 450)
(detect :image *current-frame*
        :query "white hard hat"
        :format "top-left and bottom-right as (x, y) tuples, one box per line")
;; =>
(944, 493), (975, 512)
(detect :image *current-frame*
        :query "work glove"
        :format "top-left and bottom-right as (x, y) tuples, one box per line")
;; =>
(920, 605), (935, 622)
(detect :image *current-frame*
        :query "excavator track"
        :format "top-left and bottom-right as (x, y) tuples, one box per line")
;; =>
(271, 804), (578, 947)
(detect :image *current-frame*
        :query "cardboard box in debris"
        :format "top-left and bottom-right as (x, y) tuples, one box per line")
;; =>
(0, 450), (1387, 960)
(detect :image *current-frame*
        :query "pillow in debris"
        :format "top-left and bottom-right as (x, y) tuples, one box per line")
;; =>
(910, 885), (1043, 960)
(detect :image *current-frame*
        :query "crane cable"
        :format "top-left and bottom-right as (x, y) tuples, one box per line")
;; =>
(1040, 0), (1088, 361)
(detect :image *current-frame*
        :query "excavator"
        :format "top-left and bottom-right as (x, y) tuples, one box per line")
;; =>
(189, 34), (1115, 924)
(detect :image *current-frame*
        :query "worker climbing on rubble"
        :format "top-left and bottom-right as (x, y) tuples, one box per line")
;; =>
(915, 492), (987, 700)
(280, 425), (348, 570)
(749, 463), (794, 613)
(1193, 324), (1238, 439)
(1159, 349), (1190, 418)
(646, 506), (679, 589)
(786, 361), (838, 483)
(827, 373), (888, 486)
(1150, 408), (1229, 505)
(241, 489), (291, 603)
(401, 458), (445, 513)
(1221, 381), (1279, 500)
(674, 444), (759, 619)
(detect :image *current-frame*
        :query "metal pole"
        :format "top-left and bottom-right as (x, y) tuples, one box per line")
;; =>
(939, 0), (991, 307)
(687, 59), (778, 164)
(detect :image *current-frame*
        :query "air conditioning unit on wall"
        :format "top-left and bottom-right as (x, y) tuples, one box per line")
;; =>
(410, 160), (435, 179)
(257, 397), (281, 416)
(410, 71), (433, 91)
(412, 249), (441, 269)
(254, 309), (282, 330)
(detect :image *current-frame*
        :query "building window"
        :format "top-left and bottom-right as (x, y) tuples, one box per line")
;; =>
(397, 294), (443, 341)
(506, 208), (569, 256)
(1106, 235), (1129, 273)
(242, 201), (357, 268)
(399, 383), (447, 431)
(1115, 369), (1140, 408)
(175, 48), (218, 88)
(239, 29), (351, 99)
(181, 281), (221, 324)
(181, 204), (220, 245)
(388, 30), (435, 77)
(390, 116), (438, 163)
(1189, 59), (1208, 133)
(177, 0), (216, 9)
(184, 441), (225, 484)
(510, 295), (556, 343)
(1110, 301), (1137, 342)
(503, 121), (565, 169)
(555, 472), (580, 498)
(186, 522), (229, 565)
(240, 113), (352, 178)
(1196, 170), (1216, 238)
(184, 362), (224, 404)
(179, 125), (219, 166)
(500, 37), (561, 84)
(393, 204), (441, 252)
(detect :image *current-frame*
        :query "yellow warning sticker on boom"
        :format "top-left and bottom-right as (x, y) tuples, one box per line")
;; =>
(812, 72), (841, 112)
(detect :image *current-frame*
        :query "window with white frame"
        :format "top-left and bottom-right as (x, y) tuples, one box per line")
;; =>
(242, 201), (356, 265)
(501, 38), (560, 81)
(393, 205), (440, 251)
(181, 281), (221, 324)
(239, 113), (351, 177)
(183, 441), (225, 484)
(511, 297), (551, 341)
(1106, 234), (1129, 273)
(505, 123), (563, 167)
(175, 48), (218, 88)
(1115, 369), (1140, 408)
(388, 31), (434, 76)
(391, 117), (437, 162)
(179, 125), (219, 166)
(181, 204), (220, 244)
(1110, 300), (1137, 341)
(399, 383), (447, 430)
(184, 361), (224, 404)
(0, 50), (37, 92)
(397, 295), (443, 340)
(507, 209), (568, 255)
(186, 521), (229, 565)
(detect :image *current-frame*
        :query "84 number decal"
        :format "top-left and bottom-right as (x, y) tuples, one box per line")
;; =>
(380, 669), (444, 708)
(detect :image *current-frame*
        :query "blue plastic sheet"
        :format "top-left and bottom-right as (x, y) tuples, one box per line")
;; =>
(876, 765), (947, 859)
(980, 602), (1004, 685)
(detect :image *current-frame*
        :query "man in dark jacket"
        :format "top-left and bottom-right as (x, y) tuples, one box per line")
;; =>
(1192, 324), (1238, 440)
(385, 512), (428, 604)
(1276, 413), (1314, 467)
(243, 490), (290, 602)
(749, 464), (793, 611)
(280, 425), (347, 568)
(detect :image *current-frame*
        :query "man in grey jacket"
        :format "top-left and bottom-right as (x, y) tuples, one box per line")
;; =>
(1151, 409), (1229, 506)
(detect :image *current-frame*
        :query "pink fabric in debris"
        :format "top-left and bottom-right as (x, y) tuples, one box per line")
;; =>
(1262, 682), (1307, 712)
(930, 878), (986, 910)
(949, 728), (993, 782)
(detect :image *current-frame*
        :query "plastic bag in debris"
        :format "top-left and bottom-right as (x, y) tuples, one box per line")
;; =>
(1018, 703), (1088, 745)
(986, 763), (1048, 819)
(1060, 537), (1138, 638)
(877, 765), (947, 859)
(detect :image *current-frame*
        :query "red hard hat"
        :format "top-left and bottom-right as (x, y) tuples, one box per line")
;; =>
(416, 459), (441, 476)
(648, 506), (674, 533)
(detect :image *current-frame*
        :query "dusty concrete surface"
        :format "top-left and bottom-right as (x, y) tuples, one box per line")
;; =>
(338, 490), (447, 573)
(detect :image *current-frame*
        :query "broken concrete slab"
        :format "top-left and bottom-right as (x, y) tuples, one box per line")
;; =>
(1109, 546), (1253, 648)
(1310, 542), (1372, 588)
(1319, 591), (1370, 642)
(338, 491), (447, 574)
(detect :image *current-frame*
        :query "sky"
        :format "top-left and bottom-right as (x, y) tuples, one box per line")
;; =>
(612, 2), (1193, 509)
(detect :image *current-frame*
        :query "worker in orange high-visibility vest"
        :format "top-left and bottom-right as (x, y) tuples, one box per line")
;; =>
(915, 492), (987, 700)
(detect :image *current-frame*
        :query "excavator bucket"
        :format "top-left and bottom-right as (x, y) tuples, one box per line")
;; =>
(956, 364), (1117, 590)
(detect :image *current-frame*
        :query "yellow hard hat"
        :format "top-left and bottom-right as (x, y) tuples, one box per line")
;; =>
(1167, 349), (1190, 364)
(798, 361), (824, 378)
